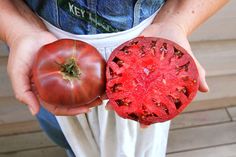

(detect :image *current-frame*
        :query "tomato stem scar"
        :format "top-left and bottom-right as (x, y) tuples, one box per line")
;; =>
(59, 58), (81, 79)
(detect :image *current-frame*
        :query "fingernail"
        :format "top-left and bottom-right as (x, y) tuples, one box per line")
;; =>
(29, 106), (36, 116)
(105, 104), (113, 111)
(140, 123), (149, 129)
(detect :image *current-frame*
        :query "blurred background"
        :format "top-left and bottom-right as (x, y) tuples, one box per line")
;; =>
(0, 1), (236, 157)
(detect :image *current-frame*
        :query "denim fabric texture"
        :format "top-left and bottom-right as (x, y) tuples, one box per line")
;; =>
(36, 107), (76, 156)
(36, 106), (70, 149)
(25, 0), (165, 34)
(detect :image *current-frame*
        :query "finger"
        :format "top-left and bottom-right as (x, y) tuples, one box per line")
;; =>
(105, 101), (113, 111)
(140, 123), (149, 129)
(101, 93), (108, 100)
(198, 69), (209, 92)
(25, 91), (41, 115)
(43, 103), (90, 116)
(194, 60), (209, 93)
(42, 98), (103, 116)
(10, 71), (40, 115)
(189, 52), (209, 93)
(85, 97), (103, 108)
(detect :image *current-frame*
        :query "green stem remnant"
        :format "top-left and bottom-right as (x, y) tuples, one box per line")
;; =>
(60, 58), (81, 79)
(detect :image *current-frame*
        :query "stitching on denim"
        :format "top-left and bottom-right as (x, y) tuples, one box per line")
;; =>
(133, 0), (141, 27)
(87, 0), (97, 34)
(55, 0), (62, 28)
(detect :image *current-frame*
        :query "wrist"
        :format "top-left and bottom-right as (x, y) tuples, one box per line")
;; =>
(6, 25), (48, 48)
(152, 19), (188, 37)
(0, 0), (48, 47)
(143, 21), (188, 39)
(141, 21), (192, 53)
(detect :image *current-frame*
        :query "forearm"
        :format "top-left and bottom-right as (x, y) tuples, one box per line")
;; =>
(0, 0), (46, 46)
(154, 0), (229, 35)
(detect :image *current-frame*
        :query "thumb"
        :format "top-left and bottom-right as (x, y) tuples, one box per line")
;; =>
(10, 71), (40, 115)
(24, 91), (40, 115)
(195, 60), (209, 92)
(189, 53), (209, 93)
(105, 101), (113, 111)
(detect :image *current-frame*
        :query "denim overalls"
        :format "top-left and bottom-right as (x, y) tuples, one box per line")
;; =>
(26, 0), (165, 34)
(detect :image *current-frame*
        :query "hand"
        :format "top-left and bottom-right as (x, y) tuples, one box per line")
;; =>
(40, 95), (106, 116)
(140, 22), (209, 93)
(7, 31), (104, 116)
(105, 22), (209, 112)
(7, 31), (57, 115)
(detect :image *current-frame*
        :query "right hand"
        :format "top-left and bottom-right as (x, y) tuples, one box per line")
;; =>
(7, 31), (103, 116)
(7, 31), (57, 115)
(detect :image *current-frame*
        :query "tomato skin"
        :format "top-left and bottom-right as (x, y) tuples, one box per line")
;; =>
(33, 39), (106, 107)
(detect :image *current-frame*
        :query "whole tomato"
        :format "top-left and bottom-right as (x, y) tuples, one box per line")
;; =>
(33, 39), (106, 107)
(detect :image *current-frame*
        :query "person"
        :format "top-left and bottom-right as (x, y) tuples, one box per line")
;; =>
(0, 0), (228, 157)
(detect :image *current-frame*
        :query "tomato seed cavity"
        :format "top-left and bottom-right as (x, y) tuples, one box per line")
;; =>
(176, 61), (190, 73)
(160, 43), (168, 60)
(111, 83), (122, 92)
(131, 41), (139, 45)
(128, 113), (139, 121)
(174, 47), (184, 58)
(140, 46), (146, 57)
(181, 86), (189, 97)
(113, 57), (124, 67)
(151, 40), (157, 48)
(168, 95), (182, 109)
(115, 99), (131, 106)
(120, 46), (130, 54)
